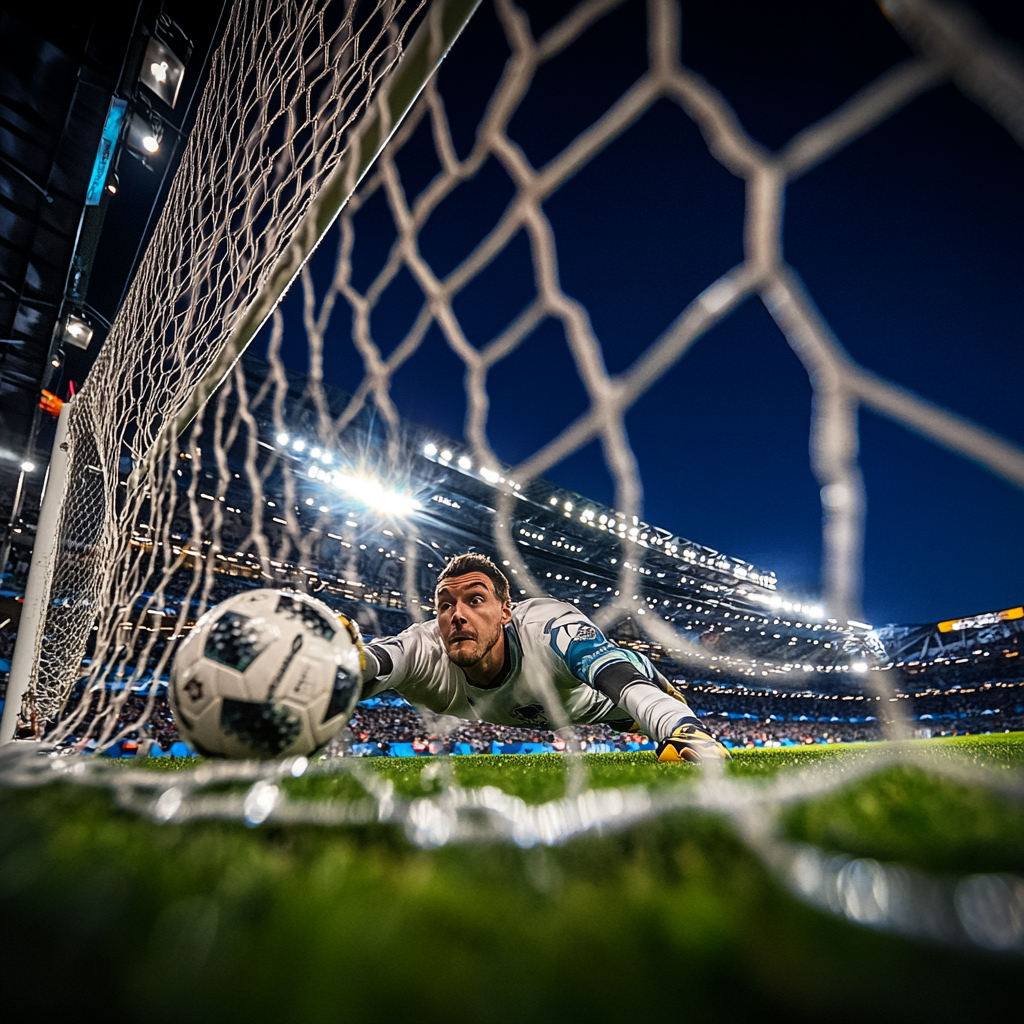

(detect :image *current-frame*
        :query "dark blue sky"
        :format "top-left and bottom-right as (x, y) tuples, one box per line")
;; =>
(267, 0), (1024, 627)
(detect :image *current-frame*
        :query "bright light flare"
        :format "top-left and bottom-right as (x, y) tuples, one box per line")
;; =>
(331, 472), (419, 516)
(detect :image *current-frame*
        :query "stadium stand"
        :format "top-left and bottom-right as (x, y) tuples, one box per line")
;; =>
(2, 352), (1019, 752)
(54, 673), (1023, 757)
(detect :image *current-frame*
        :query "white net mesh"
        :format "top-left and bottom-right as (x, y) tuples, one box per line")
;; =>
(15, 0), (1024, 744)
(19, 0), (440, 727)
(2, 0), (1023, 955)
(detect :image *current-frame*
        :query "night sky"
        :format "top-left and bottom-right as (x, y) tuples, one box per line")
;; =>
(259, 0), (1023, 628)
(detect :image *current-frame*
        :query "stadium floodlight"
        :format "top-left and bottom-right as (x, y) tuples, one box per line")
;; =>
(126, 111), (163, 160)
(63, 313), (94, 350)
(276, 432), (289, 445)
(310, 447), (322, 458)
(320, 452), (332, 464)
(439, 449), (452, 462)
(293, 439), (306, 452)
(852, 662), (869, 673)
(332, 472), (418, 516)
(139, 35), (188, 109)
(457, 455), (471, 469)
(423, 443), (437, 457)
(20, 461), (35, 473)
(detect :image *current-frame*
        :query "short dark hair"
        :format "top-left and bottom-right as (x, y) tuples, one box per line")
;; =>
(435, 552), (510, 604)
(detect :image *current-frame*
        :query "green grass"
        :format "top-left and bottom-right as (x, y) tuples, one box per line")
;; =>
(2, 736), (1022, 1022)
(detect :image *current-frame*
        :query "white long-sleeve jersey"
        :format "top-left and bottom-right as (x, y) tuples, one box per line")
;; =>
(363, 598), (660, 729)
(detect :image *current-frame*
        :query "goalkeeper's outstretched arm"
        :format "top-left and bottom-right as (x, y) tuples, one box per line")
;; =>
(555, 618), (730, 763)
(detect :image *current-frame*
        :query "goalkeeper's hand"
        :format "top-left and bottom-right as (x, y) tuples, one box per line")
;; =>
(655, 721), (731, 764)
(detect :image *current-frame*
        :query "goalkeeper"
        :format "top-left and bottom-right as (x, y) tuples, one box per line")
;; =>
(359, 552), (728, 763)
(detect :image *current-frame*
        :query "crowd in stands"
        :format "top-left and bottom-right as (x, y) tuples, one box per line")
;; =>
(338, 701), (621, 755)
(55, 692), (180, 751)
(334, 678), (1024, 753)
(675, 678), (1024, 745)
(32, 675), (1024, 755)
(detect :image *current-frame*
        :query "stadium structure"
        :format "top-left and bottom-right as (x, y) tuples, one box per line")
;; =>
(53, 353), (1019, 692)
(115, 353), (892, 682)
(2, 350), (1020, 750)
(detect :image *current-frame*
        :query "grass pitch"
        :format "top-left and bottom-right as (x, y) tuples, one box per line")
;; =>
(2, 736), (1022, 1022)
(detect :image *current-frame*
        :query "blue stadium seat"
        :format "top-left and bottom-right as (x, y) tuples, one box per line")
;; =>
(452, 743), (474, 756)
(169, 741), (196, 758)
(388, 742), (417, 757)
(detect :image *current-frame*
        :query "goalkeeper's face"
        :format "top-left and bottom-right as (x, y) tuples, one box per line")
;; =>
(436, 573), (512, 670)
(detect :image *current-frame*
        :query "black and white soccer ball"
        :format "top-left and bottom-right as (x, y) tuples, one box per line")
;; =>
(169, 589), (364, 759)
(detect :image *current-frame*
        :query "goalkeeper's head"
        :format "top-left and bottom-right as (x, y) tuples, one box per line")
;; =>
(434, 553), (511, 671)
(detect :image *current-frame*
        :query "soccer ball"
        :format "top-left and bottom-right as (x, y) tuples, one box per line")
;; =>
(169, 589), (364, 759)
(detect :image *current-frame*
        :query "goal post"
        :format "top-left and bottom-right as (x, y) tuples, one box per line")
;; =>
(1, 398), (74, 744)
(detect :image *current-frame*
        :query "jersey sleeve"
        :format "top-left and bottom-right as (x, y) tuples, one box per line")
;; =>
(546, 606), (655, 689)
(362, 623), (432, 698)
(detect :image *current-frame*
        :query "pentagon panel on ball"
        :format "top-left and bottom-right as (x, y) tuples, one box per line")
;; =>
(169, 589), (364, 759)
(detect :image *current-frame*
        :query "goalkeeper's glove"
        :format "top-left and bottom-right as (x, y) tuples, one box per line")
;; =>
(655, 720), (731, 764)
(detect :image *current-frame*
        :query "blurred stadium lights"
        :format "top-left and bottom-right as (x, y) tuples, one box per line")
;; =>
(316, 469), (419, 517)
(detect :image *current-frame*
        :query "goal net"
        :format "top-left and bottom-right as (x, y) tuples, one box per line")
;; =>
(7, 0), (1023, 755)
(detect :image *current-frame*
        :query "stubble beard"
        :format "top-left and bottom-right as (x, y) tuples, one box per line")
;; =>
(445, 621), (502, 669)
